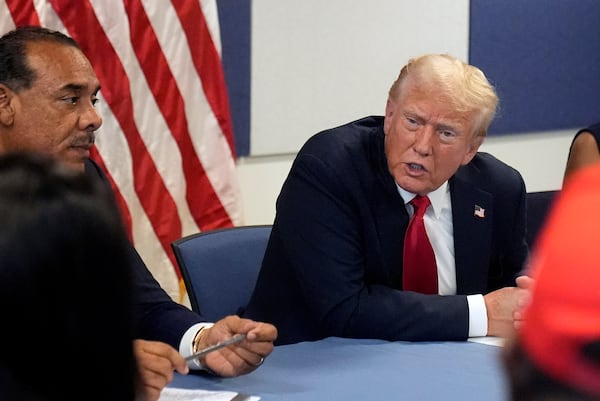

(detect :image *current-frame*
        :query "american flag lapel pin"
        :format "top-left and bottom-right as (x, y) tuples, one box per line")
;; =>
(474, 204), (485, 218)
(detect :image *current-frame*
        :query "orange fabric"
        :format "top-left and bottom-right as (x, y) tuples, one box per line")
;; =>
(521, 163), (600, 396)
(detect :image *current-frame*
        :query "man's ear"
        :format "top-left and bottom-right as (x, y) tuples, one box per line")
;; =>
(0, 83), (15, 126)
(383, 99), (395, 135)
(461, 135), (484, 165)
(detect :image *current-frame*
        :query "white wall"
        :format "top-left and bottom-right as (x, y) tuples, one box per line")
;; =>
(250, 0), (469, 156)
(479, 129), (574, 192)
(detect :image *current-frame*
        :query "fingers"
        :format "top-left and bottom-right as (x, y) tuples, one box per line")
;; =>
(484, 287), (523, 337)
(135, 366), (169, 401)
(515, 275), (534, 290)
(213, 316), (277, 339)
(484, 280), (535, 337)
(203, 341), (264, 376)
(245, 321), (278, 342)
(513, 275), (534, 331)
(134, 340), (189, 401)
(209, 316), (277, 350)
(199, 316), (277, 376)
(214, 330), (271, 363)
(136, 384), (161, 401)
(221, 320), (276, 364)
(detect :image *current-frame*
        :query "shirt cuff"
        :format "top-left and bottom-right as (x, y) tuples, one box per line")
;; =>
(179, 322), (214, 370)
(466, 294), (487, 337)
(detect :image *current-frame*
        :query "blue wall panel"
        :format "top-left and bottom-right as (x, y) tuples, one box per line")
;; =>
(217, 0), (251, 156)
(470, 0), (600, 135)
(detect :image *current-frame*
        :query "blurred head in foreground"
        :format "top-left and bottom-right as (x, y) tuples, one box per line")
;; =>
(503, 163), (600, 401)
(0, 152), (135, 401)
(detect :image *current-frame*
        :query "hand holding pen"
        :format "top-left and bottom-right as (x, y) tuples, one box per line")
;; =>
(192, 316), (277, 377)
(186, 333), (247, 362)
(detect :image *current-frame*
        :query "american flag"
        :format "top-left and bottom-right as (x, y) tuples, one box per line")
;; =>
(474, 204), (485, 218)
(0, 0), (243, 302)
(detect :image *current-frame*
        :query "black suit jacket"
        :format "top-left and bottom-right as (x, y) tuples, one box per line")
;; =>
(85, 159), (203, 347)
(244, 116), (528, 345)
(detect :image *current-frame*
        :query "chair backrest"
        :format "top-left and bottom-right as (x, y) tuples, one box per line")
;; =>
(171, 225), (271, 321)
(526, 190), (559, 248)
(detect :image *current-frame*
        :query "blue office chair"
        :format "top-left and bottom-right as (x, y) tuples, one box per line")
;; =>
(171, 225), (271, 321)
(526, 190), (559, 248)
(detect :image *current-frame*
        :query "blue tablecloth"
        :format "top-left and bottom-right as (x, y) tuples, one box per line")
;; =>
(170, 337), (508, 401)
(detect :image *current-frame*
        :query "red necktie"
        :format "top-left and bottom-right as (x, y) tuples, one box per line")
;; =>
(403, 195), (438, 294)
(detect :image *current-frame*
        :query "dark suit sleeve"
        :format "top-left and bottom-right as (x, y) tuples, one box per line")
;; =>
(85, 160), (204, 348)
(128, 245), (204, 346)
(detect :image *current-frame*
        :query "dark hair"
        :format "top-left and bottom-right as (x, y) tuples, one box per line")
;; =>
(0, 26), (79, 92)
(0, 153), (136, 401)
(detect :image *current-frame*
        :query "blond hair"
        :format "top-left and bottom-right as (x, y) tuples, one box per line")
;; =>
(388, 54), (498, 138)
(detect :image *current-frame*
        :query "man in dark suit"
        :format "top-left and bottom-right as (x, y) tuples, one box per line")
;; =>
(245, 54), (531, 345)
(0, 26), (276, 401)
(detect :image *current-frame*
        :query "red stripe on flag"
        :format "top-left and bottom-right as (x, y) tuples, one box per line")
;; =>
(48, 0), (183, 273)
(5, 0), (40, 26)
(122, 0), (234, 230)
(90, 146), (134, 242)
(171, 0), (237, 159)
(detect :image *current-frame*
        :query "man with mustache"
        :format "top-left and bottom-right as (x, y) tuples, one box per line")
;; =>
(245, 54), (531, 345)
(0, 26), (277, 401)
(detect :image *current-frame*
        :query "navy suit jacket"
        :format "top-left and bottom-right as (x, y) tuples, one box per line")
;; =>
(85, 159), (203, 348)
(244, 116), (528, 345)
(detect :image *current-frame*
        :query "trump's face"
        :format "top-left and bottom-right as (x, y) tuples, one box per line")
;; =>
(383, 77), (482, 195)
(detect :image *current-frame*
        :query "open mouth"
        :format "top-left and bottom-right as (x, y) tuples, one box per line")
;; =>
(407, 162), (427, 172)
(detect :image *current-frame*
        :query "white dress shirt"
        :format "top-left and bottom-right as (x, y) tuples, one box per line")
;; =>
(180, 322), (214, 369)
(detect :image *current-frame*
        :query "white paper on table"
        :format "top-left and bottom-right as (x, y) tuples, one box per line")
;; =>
(158, 387), (260, 401)
(468, 336), (504, 347)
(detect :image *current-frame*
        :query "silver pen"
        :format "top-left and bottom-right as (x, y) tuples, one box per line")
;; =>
(185, 333), (246, 361)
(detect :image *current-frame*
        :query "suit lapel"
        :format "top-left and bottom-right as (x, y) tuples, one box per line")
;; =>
(450, 177), (493, 294)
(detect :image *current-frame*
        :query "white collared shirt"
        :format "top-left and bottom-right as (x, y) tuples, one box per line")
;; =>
(397, 182), (487, 337)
